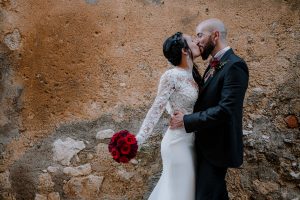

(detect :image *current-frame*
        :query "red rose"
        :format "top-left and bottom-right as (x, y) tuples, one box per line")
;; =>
(128, 150), (137, 159)
(127, 144), (138, 158)
(119, 130), (129, 137)
(117, 138), (126, 147)
(120, 143), (131, 155)
(111, 133), (121, 144)
(111, 148), (120, 160)
(131, 143), (138, 151)
(125, 134), (137, 145)
(119, 156), (129, 163)
(108, 143), (114, 152)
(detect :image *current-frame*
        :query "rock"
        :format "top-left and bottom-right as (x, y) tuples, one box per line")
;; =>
(265, 152), (280, 165)
(243, 130), (253, 136)
(283, 138), (294, 144)
(0, 113), (9, 127)
(4, 29), (21, 50)
(252, 87), (265, 95)
(117, 167), (135, 181)
(63, 163), (92, 177)
(248, 114), (263, 120)
(37, 173), (55, 193)
(290, 171), (300, 180)
(244, 138), (255, 147)
(63, 175), (104, 199)
(246, 88), (266, 105)
(0, 170), (11, 190)
(47, 166), (60, 173)
(252, 180), (279, 195)
(247, 123), (253, 129)
(0, 191), (16, 200)
(245, 150), (257, 163)
(257, 167), (279, 181)
(48, 192), (60, 200)
(292, 162), (297, 167)
(290, 99), (300, 114)
(87, 153), (94, 160)
(53, 138), (86, 166)
(93, 143), (114, 172)
(130, 159), (139, 165)
(34, 194), (47, 200)
(74, 154), (81, 163)
(96, 129), (115, 140)
(284, 115), (299, 128)
(283, 152), (296, 161)
(262, 135), (270, 142)
(95, 143), (111, 160)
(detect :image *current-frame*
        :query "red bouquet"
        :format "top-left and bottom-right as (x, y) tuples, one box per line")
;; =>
(108, 130), (138, 163)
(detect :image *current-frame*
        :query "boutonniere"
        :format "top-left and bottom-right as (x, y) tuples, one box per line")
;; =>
(210, 60), (229, 71)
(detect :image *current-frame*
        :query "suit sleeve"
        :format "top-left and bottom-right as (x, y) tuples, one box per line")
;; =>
(183, 61), (249, 133)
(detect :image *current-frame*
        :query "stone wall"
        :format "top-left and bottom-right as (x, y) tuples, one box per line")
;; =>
(0, 0), (299, 199)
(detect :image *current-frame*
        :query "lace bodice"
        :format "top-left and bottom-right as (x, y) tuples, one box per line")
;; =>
(136, 67), (199, 146)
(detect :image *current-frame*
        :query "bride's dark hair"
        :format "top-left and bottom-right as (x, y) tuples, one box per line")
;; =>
(163, 32), (188, 66)
(163, 32), (202, 87)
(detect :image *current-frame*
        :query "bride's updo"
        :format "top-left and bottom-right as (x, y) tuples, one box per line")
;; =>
(163, 32), (189, 66)
(163, 32), (203, 88)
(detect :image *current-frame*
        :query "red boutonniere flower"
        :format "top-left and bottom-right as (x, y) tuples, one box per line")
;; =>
(108, 130), (138, 163)
(210, 59), (228, 70)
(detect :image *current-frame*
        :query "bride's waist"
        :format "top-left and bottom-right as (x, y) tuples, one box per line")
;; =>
(165, 127), (194, 136)
(166, 103), (193, 115)
(163, 128), (195, 143)
(167, 110), (193, 115)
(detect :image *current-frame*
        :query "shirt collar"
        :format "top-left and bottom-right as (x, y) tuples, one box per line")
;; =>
(212, 46), (231, 61)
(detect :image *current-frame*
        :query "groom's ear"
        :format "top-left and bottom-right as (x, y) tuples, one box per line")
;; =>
(212, 31), (220, 41)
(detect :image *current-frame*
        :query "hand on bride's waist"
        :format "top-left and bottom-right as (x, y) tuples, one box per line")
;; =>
(169, 110), (185, 130)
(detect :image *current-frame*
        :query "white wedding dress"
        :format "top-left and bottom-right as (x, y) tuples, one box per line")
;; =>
(136, 66), (199, 200)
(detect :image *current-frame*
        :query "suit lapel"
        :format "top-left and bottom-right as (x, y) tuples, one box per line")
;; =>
(201, 49), (234, 92)
(201, 65), (211, 85)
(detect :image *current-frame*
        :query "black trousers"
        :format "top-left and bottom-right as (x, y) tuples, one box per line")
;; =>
(195, 154), (229, 200)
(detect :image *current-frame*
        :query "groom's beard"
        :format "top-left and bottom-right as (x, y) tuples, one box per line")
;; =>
(200, 39), (215, 60)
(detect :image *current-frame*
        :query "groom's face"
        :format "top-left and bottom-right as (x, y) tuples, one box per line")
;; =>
(198, 36), (215, 60)
(195, 27), (216, 60)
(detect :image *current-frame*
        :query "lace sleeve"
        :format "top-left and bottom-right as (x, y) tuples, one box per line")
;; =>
(136, 70), (176, 146)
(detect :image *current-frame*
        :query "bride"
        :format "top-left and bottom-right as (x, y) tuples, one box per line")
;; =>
(136, 32), (201, 200)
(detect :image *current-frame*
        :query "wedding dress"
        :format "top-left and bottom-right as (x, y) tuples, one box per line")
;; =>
(136, 66), (199, 200)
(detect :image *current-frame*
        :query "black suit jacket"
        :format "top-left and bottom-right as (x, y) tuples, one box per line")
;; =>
(184, 49), (249, 168)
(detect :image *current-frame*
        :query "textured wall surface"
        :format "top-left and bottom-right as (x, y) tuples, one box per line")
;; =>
(0, 0), (299, 199)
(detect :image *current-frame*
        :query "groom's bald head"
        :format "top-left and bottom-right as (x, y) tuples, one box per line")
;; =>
(196, 18), (227, 42)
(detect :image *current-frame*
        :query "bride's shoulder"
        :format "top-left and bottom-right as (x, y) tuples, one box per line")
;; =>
(161, 67), (179, 77)
(159, 68), (178, 81)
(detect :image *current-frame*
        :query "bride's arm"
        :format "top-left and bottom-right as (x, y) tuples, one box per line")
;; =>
(136, 70), (176, 146)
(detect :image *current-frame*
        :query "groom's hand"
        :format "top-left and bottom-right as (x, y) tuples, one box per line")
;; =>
(170, 111), (184, 129)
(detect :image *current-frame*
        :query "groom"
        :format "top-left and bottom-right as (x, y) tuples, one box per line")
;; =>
(170, 18), (249, 200)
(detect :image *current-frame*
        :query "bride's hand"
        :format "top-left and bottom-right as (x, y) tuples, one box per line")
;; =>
(170, 111), (184, 129)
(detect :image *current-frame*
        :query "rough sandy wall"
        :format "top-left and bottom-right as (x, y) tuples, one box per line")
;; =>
(0, 0), (299, 199)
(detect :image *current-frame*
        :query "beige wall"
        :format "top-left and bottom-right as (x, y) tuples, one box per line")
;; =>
(0, 0), (299, 199)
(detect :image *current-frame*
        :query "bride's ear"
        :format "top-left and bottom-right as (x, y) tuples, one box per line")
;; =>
(181, 48), (188, 56)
